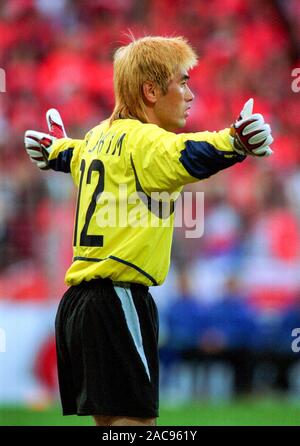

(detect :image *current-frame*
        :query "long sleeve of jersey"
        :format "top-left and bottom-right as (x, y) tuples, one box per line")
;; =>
(129, 123), (246, 194)
(48, 137), (85, 185)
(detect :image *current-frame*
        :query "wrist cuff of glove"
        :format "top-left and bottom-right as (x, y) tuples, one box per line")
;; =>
(229, 127), (247, 156)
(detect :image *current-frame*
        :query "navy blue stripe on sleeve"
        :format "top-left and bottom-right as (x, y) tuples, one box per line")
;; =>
(48, 147), (74, 173)
(179, 140), (246, 180)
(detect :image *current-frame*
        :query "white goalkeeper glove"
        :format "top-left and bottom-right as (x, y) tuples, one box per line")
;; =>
(24, 109), (67, 170)
(230, 98), (273, 157)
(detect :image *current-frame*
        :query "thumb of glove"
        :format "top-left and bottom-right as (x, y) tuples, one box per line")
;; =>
(46, 108), (67, 138)
(239, 98), (254, 120)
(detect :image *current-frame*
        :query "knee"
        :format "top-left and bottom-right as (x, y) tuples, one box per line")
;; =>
(93, 415), (156, 426)
(93, 415), (114, 426)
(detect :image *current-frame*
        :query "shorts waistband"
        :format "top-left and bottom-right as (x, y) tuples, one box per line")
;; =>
(78, 278), (149, 293)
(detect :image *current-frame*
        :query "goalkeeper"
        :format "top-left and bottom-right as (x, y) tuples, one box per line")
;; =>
(24, 36), (273, 426)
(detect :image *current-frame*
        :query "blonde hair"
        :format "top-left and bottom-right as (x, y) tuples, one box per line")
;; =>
(109, 36), (198, 124)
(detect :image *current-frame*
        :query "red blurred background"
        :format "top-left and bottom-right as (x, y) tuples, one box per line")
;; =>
(0, 0), (300, 403)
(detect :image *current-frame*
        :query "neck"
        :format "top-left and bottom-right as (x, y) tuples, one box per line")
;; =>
(145, 109), (160, 127)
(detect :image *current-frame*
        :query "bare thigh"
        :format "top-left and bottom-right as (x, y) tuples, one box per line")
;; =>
(93, 415), (156, 426)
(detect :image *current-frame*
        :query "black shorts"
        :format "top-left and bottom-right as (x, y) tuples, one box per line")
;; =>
(55, 278), (159, 418)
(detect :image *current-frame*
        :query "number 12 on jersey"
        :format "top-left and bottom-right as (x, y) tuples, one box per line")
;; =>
(73, 159), (105, 247)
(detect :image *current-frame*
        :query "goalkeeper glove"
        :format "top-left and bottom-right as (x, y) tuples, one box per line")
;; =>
(24, 109), (67, 170)
(230, 98), (273, 157)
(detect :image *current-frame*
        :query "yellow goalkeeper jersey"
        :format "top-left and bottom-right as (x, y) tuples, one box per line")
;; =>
(48, 118), (245, 286)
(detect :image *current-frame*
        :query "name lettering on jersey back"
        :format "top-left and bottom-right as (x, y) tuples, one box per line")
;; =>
(88, 131), (126, 156)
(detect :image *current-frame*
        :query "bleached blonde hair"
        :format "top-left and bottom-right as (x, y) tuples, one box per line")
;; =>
(109, 36), (198, 124)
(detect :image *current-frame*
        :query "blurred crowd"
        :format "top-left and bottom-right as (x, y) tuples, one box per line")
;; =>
(0, 0), (300, 397)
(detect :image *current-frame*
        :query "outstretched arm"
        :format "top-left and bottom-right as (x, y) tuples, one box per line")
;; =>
(131, 98), (274, 194)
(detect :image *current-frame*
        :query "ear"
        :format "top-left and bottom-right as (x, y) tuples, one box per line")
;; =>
(142, 81), (160, 104)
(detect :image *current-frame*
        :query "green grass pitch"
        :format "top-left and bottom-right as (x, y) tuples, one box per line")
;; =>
(1, 397), (300, 426)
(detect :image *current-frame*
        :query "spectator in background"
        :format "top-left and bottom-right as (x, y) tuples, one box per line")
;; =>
(162, 271), (205, 354)
(269, 293), (300, 394)
(159, 270), (207, 401)
(161, 275), (256, 398)
(196, 277), (256, 395)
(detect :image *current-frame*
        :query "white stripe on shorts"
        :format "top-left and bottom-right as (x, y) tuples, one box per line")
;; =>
(114, 285), (151, 381)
